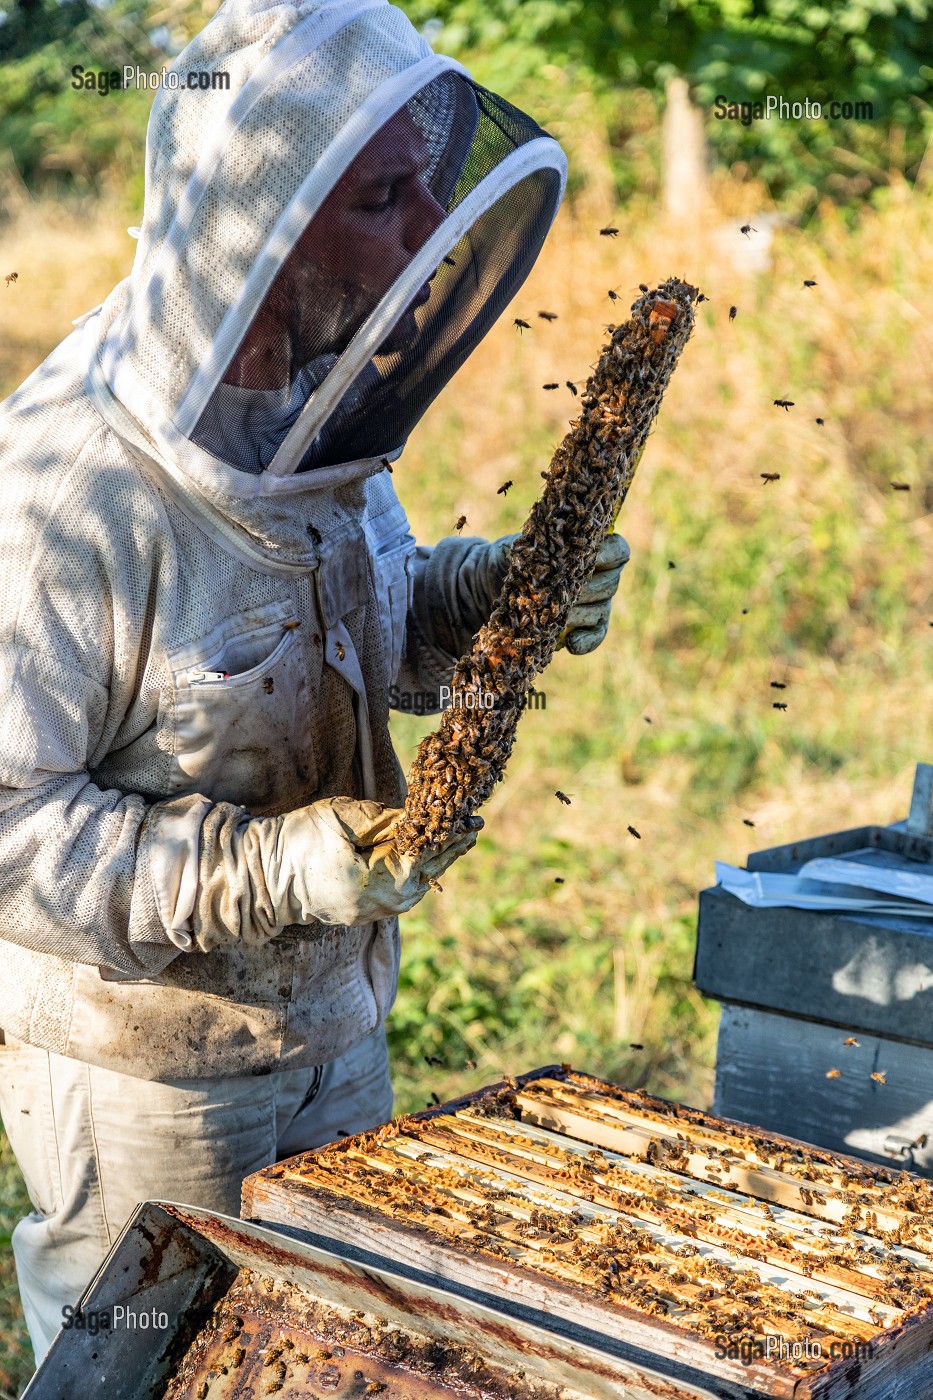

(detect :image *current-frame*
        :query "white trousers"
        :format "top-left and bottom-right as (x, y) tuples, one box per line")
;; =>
(0, 1024), (392, 1364)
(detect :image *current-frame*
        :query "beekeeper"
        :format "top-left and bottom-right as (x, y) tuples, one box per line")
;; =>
(0, 0), (629, 1361)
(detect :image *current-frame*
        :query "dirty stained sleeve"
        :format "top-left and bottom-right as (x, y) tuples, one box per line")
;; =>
(396, 536), (505, 707)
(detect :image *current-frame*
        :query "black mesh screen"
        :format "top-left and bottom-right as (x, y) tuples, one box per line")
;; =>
(190, 73), (562, 475)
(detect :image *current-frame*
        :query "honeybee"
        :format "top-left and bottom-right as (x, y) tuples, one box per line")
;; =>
(770, 681), (786, 690)
(891, 482), (911, 491)
(627, 825), (641, 839)
(815, 418), (824, 426)
(668, 560), (676, 569)
(743, 819), (755, 827)
(729, 306), (737, 321)
(455, 514), (467, 533)
(554, 876), (565, 884)
(565, 381), (578, 396)
(740, 224), (757, 236)
(802, 279), (817, 288)
(870, 1072), (887, 1084)
(543, 383), (559, 390)
(773, 400), (794, 411)
(695, 292), (708, 304)
(335, 641), (346, 661)
(639, 283), (649, 293)
(761, 473), (781, 484)
(497, 481), (513, 496)
(538, 310), (558, 321)
(599, 227), (619, 237)
(4, 271), (17, 287)
(607, 289), (621, 302)
(843, 1037), (860, 1047)
(773, 701), (788, 711)
(826, 1069), (841, 1079)
(514, 318), (530, 333)
(555, 791), (572, 805)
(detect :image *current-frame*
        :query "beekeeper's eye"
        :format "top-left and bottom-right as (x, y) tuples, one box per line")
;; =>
(359, 185), (399, 213)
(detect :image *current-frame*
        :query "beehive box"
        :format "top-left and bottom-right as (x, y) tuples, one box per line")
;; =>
(23, 1201), (627, 1399)
(243, 1067), (933, 1400)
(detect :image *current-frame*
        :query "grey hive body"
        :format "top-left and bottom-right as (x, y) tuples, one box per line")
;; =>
(696, 763), (933, 1175)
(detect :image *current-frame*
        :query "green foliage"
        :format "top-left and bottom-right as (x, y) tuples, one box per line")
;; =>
(0, 0), (155, 194)
(401, 0), (933, 209)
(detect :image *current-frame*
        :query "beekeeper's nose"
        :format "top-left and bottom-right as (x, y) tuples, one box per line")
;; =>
(404, 181), (447, 256)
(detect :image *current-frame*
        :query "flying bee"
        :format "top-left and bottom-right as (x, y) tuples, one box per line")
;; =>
(802, 279), (817, 287)
(729, 306), (737, 321)
(843, 1037), (860, 1047)
(639, 283), (649, 293)
(761, 472), (781, 483)
(554, 876), (565, 884)
(599, 227), (619, 237)
(428, 1091), (442, 1105)
(627, 825), (641, 839)
(455, 514), (467, 533)
(4, 272), (17, 287)
(643, 715), (652, 723)
(427, 877), (443, 893)
(607, 289), (622, 302)
(543, 382), (559, 390)
(497, 480), (513, 496)
(514, 318), (530, 333)
(891, 482), (911, 491)
(740, 223), (757, 236)
(826, 1069), (842, 1079)
(696, 292), (709, 303)
(743, 818), (755, 827)
(773, 399), (794, 410)
(870, 1071), (887, 1084)
(630, 1042), (644, 1050)
(815, 417), (824, 426)
(424, 1054), (444, 1067)
(538, 310), (558, 321)
(770, 681), (786, 689)
(566, 381), (578, 396)
(555, 791), (572, 805)
(668, 560), (676, 569)
(773, 701), (788, 711)
(335, 641), (346, 662)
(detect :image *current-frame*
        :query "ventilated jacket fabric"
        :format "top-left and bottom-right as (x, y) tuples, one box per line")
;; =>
(0, 0), (565, 1080)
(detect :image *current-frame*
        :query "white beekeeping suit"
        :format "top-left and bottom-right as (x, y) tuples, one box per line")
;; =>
(0, 0), (567, 1084)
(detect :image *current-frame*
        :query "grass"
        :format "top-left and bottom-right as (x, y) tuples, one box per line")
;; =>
(0, 138), (931, 1394)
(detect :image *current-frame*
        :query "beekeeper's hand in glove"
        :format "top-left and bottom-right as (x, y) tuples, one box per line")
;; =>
(191, 798), (481, 952)
(485, 532), (630, 655)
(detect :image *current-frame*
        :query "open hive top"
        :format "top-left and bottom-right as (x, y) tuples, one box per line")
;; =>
(245, 1068), (933, 1398)
(160, 1265), (550, 1400)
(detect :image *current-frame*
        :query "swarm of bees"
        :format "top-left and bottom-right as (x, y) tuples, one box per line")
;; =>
(394, 279), (697, 856)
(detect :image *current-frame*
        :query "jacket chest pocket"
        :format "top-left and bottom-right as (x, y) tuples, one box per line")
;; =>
(163, 600), (319, 814)
(368, 524), (415, 686)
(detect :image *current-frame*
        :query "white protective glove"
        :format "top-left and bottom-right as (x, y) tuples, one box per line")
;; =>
(487, 532), (630, 655)
(252, 797), (480, 932)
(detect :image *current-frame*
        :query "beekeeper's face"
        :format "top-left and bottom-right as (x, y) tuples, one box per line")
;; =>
(272, 106), (448, 365)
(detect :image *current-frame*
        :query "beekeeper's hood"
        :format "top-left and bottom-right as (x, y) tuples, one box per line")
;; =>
(84, 0), (566, 505)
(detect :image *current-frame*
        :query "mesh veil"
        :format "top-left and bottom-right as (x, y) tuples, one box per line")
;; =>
(189, 71), (562, 474)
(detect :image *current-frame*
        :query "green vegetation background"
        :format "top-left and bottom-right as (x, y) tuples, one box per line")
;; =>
(0, 0), (931, 1392)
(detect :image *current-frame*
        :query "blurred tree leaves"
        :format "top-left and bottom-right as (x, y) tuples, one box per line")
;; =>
(404, 0), (933, 209)
(0, 0), (929, 205)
